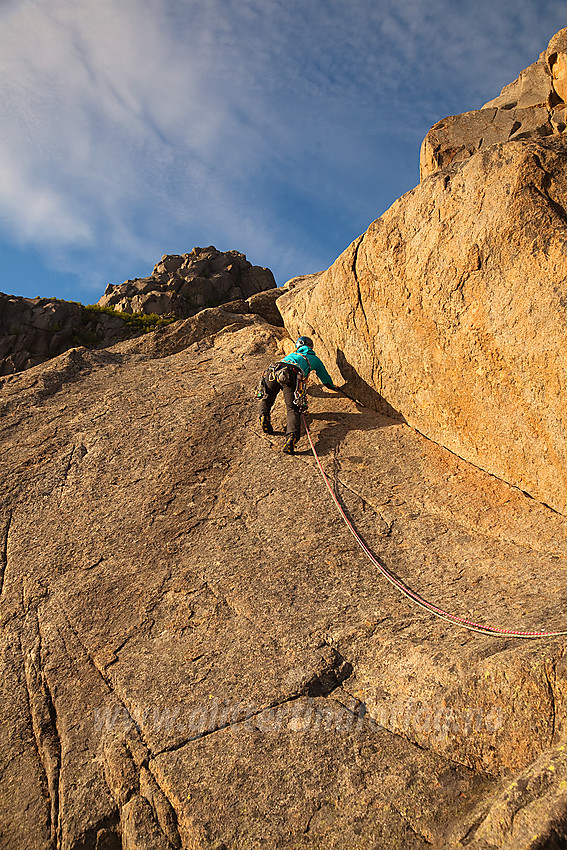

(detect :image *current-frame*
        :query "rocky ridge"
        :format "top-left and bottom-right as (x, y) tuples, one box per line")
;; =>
(98, 246), (276, 318)
(0, 294), (136, 376)
(0, 248), (284, 376)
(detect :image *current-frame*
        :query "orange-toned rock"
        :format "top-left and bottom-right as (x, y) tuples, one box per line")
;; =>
(420, 28), (567, 179)
(278, 136), (567, 513)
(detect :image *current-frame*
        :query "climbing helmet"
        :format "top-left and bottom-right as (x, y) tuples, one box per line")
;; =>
(296, 336), (314, 349)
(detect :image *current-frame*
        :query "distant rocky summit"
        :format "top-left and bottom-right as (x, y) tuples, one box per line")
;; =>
(278, 27), (567, 515)
(98, 245), (276, 318)
(0, 248), (282, 375)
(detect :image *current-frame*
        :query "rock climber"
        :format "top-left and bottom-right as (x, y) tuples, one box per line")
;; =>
(258, 336), (338, 454)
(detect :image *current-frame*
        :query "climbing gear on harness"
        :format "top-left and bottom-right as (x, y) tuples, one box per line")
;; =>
(293, 373), (308, 413)
(276, 365), (294, 386)
(261, 361), (306, 410)
(260, 414), (273, 434)
(263, 362), (295, 386)
(255, 373), (268, 399)
(255, 362), (292, 399)
(296, 336), (314, 348)
(302, 413), (567, 639)
(283, 434), (298, 455)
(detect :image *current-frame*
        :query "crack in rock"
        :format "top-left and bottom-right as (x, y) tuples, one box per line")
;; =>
(22, 616), (62, 847)
(0, 508), (13, 597)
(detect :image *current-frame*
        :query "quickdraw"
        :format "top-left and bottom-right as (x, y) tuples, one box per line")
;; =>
(267, 363), (280, 383)
(293, 373), (309, 413)
(254, 362), (280, 399)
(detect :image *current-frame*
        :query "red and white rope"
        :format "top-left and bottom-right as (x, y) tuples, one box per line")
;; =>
(302, 415), (567, 639)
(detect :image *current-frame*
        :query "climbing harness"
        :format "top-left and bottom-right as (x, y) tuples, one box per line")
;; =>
(256, 362), (308, 413)
(302, 414), (567, 639)
(286, 353), (310, 412)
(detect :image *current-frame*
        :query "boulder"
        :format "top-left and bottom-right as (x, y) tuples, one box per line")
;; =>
(98, 246), (276, 318)
(278, 41), (567, 515)
(246, 287), (287, 326)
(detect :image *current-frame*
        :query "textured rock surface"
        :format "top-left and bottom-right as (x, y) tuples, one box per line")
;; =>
(0, 294), (136, 376)
(420, 28), (567, 179)
(279, 134), (567, 515)
(98, 246), (276, 318)
(6, 28), (567, 850)
(2, 310), (567, 847)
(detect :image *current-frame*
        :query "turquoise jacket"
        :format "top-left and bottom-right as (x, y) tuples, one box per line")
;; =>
(282, 345), (336, 389)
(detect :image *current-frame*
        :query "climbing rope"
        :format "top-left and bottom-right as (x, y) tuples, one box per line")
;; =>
(302, 414), (567, 639)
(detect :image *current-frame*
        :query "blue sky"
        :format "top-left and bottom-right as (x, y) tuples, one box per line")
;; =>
(0, 0), (565, 303)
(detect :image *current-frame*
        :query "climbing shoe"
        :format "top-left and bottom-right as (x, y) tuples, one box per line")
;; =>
(282, 435), (298, 455)
(260, 414), (273, 434)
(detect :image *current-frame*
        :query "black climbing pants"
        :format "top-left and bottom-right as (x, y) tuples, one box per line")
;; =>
(259, 366), (301, 438)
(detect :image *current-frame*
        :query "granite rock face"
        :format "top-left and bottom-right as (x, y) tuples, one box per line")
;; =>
(2, 311), (567, 847)
(0, 294), (133, 376)
(98, 246), (276, 318)
(420, 27), (567, 179)
(6, 28), (567, 850)
(278, 37), (567, 515)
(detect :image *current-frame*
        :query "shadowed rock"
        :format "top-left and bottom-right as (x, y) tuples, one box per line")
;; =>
(0, 293), (135, 376)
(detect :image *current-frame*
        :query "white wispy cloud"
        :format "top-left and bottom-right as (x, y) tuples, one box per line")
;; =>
(0, 0), (565, 295)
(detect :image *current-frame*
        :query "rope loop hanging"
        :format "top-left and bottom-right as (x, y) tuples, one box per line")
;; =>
(302, 414), (567, 639)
